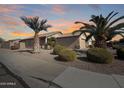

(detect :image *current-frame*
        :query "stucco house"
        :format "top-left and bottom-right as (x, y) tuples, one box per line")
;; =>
(19, 31), (63, 49)
(19, 31), (92, 49)
(56, 34), (87, 49)
(1, 31), (92, 50)
(1, 39), (20, 49)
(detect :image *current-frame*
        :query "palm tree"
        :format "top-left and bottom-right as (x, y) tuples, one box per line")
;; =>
(73, 11), (124, 48)
(21, 16), (51, 53)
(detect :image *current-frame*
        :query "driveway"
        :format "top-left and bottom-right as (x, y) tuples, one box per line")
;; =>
(0, 49), (124, 88)
(0, 49), (67, 87)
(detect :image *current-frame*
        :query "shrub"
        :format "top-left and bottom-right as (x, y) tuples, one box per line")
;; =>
(87, 48), (114, 64)
(117, 48), (124, 59)
(53, 45), (65, 55)
(58, 49), (77, 61)
(47, 37), (56, 48)
(112, 44), (124, 50)
(112, 45), (121, 49)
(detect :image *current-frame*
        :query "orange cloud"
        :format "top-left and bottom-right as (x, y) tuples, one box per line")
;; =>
(0, 27), (5, 35)
(4, 21), (24, 26)
(65, 24), (83, 33)
(49, 19), (83, 33)
(49, 19), (73, 27)
(0, 31), (3, 35)
(52, 5), (65, 14)
(11, 31), (33, 37)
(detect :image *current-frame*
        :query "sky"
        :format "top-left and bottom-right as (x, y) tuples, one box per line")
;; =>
(0, 4), (124, 41)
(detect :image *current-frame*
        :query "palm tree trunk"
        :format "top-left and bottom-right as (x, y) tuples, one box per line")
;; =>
(33, 32), (40, 53)
(94, 39), (107, 48)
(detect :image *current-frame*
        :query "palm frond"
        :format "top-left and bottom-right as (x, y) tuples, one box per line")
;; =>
(72, 30), (83, 35)
(119, 33), (124, 38)
(105, 11), (119, 23)
(20, 16), (51, 32)
(105, 16), (124, 31)
(108, 23), (124, 32)
(85, 33), (94, 42)
(75, 21), (84, 24)
(110, 30), (124, 36)
(105, 11), (114, 20)
(72, 29), (94, 36)
(42, 24), (52, 31)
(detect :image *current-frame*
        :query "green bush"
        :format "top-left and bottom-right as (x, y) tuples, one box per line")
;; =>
(117, 48), (124, 59)
(87, 48), (114, 64)
(47, 37), (56, 48)
(112, 45), (121, 49)
(112, 44), (124, 49)
(53, 45), (65, 55)
(58, 49), (77, 61)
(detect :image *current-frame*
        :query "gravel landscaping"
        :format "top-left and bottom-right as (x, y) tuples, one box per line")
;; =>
(13, 48), (124, 75)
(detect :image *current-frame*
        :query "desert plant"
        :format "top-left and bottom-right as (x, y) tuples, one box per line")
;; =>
(53, 45), (65, 55)
(117, 48), (124, 59)
(87, 48), (114, 63)
(112, 45), (120, 49)
(47, 37), (56, 48)
(73, 11), (124, 48)
(21, 16), (51, 53)
(58, 49), (77, 61)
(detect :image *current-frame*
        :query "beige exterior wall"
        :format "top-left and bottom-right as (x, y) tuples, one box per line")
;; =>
(56, 35), (87, 49)
(79, 37), (86, 49)
(56, 36), (79, 49)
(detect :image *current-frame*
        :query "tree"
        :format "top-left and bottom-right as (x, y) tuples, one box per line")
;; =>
(73, 11), (124, 48)
(47, 37), (56, 48)
(21, 16), (51, 53)
(0, 37), (4, 43)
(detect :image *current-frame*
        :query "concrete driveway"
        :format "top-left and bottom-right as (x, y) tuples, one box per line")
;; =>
(0, 49), (124, 88)
(0, 49), (67, 87)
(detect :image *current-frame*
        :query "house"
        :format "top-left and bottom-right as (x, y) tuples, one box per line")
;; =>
(56, 33), (91, 49)
(19, 31), (63, 49)
(1, 31), (92, 50)
(1, 39), (20, 49)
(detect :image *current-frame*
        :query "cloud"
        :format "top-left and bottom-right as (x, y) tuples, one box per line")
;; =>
(3, 21), (24, 27)
(49, 19), (83, 33)
(0, 15), (25, 30)
(62, 24), (83, 33)
(49, 19), (72, 28)
(52, 5), (65, 14)
(0, 5), (16, 13)
(88, 4), (100, 11)
(11, 31), (33, 37)
(0, 27), (5, 35)
(0, 31), (3, 35)
(0, 5), (23, 14)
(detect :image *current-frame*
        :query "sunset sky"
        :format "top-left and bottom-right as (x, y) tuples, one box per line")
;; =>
(0, 4), (124, 40)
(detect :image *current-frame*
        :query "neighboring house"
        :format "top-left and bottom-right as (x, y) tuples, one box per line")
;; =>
(1, 39), (20, 49)
(1, 41), (10, 49)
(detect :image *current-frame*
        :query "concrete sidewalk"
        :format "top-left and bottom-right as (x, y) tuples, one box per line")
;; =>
(0, 49), (124, 88)
(53, 67), (124, 88)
